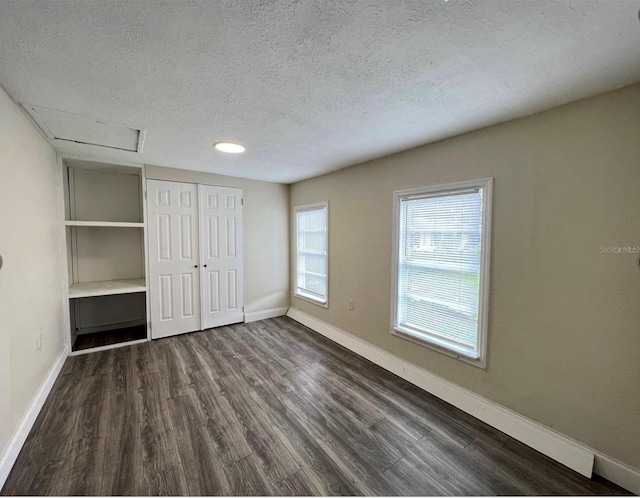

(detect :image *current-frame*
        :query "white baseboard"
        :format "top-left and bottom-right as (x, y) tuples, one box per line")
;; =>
(0, 350), (66, 490)
(287, 308), (639, 493)
(245, 306), (289, 323)
(593, 452), (640, 495)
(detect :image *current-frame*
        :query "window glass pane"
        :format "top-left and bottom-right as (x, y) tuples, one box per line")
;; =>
(397, 188), (483, 354)
(296, 205), (327, 303)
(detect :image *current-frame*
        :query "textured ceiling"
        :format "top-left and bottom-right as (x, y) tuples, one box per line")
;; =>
(1, 1), (639, 184)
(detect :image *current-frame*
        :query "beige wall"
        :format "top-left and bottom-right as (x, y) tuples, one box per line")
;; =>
(0, 87), (66, 461)
(290, 83), (640, 470)
(146, 165), (290, 314)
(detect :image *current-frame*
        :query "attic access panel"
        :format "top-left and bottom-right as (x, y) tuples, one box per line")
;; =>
(23, 105), (145, 152)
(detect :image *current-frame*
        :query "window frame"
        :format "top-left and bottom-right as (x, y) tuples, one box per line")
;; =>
(294, 201), (329, 308)
(390, 178), (493, 369)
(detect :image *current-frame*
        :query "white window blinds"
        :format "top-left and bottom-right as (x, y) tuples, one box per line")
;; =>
(295, 203), (328, 305)
(394, 179), (491, 363)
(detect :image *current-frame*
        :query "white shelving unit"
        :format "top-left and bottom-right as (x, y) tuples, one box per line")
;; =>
(62, 158), (149, 354)
(68, 279), (147, 298)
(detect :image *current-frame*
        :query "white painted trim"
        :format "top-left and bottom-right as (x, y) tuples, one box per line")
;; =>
(244, 307), (289, 323)
(593, 452), (640, 495)
(141, 165), (152, 341)
(59, 153), (145, 170)
(287, 308), (598, 478)
(0, 350), (66, 490)
(292, 292), (327, 308)
(57, 154), (72, 355)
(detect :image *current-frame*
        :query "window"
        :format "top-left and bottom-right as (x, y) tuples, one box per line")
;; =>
(295, 202), (328, 306)
(392, 178), (492, 367)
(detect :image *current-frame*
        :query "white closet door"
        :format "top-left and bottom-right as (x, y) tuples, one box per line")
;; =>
(199, 184), (244, 329)
(148, 180), (200, 339)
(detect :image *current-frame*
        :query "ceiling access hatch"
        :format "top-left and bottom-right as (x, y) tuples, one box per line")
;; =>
(23, 104), (146, 152)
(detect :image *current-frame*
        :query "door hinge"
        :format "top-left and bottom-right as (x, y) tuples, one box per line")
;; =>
(241, 198), (244, 206)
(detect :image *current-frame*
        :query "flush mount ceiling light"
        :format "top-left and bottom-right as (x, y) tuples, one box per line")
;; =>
(214, 141), (245, 153)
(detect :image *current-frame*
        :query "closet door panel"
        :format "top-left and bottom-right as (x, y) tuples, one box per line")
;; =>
(226, 269), (238, 310)
(159, 274), (173, 320)
(208, 270), (221, 313)
(199, 184), (244, 329)
(148, 180), (200, 338)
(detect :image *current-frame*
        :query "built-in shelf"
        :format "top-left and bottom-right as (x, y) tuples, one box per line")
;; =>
(65, 220), (144, 227)
(63, 161), (148, 354)
(68, 278), (146, 298)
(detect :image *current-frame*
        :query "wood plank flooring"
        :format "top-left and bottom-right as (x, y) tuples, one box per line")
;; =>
(1, 317), (630, 496)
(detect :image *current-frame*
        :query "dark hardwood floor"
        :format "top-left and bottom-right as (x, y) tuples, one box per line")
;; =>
(1, 317), (630, 496)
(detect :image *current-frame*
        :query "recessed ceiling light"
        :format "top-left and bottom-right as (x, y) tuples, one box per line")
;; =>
(214, 141), (245, 153)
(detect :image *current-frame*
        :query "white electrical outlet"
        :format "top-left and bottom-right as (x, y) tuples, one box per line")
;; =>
(348, 299), (354, 311)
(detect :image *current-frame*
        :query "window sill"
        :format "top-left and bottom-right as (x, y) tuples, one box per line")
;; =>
(391, 327), (486, 369)
(294, 291), (328, 309)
